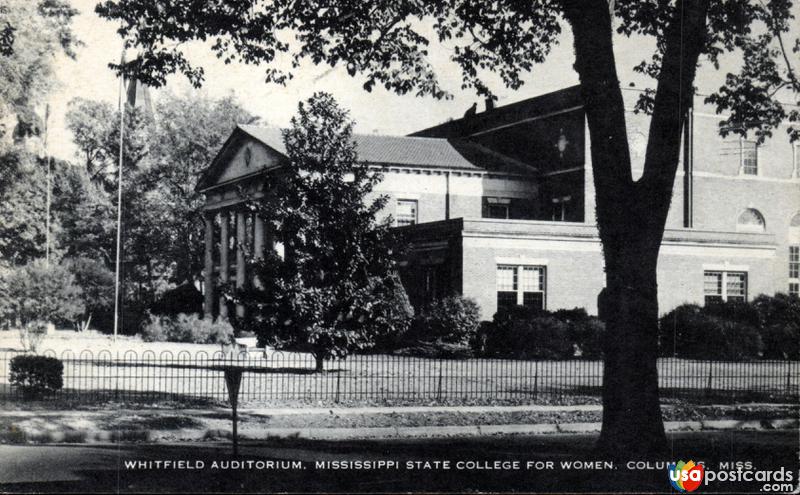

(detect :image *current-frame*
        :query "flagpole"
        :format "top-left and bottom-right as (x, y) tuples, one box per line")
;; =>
(43, 104), (51, 268)
(112, 51), (126, 343)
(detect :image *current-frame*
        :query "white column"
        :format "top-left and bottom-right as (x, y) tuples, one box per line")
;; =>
(203, 212), (214, 320)
(235, 211), (246, 318)
(219, 212), (229, 319)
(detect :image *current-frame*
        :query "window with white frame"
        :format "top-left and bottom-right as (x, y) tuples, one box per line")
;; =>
(790, 246), (799, 294)
(704, 271), (747, 304)
(740, 140), (758, 175)
(483, 197), (511, 219)
(496, 265), (546, 311)
(395, 199), (418, 227)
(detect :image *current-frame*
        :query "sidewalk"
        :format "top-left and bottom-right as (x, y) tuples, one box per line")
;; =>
(0, 403), (796, 444)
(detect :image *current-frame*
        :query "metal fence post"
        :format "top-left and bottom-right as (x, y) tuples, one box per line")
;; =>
(532, 360), (538, 399)
(705, 361), (714, 398)
(335, 371), (341, 404)
(786, 363), (792, 397)
(436, 362), (443, 401)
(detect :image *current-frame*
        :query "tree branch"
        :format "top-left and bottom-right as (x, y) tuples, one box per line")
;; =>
(639, 0), (711, 237)
(560, 0), (634, 234)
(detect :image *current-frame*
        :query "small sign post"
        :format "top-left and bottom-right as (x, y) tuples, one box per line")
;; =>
(223, 367), (244, 456)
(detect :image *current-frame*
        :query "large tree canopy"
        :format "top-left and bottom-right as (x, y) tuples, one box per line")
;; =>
(95, 0), (800, 458)
(0, 0), (78, 145)
(65, 92), (259, 296)
(96, 0), (798, 140)
(237, 92), (397, 372)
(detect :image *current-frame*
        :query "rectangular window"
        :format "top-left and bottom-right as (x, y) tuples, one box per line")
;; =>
(497, 265), (546, 311)
(741, 140), (758, 175)
(790, 283), (799, 297)
(395, 199), (418, 227)
(704, 270), (748, 304)
(483, 197), (511, 219)
(790, 246), (799, 279)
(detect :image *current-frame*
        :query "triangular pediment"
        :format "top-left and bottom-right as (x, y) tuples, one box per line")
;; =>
(198, 129), (287, 191)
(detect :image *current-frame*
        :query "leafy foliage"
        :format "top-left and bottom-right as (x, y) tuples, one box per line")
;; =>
(96, 0), (798, 143)
(0, 0), (78, 147)
(141, 312), (233, 344)
(407, 295), (482, 346)
(364, 273), (414, 352)
(660, 295), (800, 360)
(9, 354), (64, 399)
(234, 93), (398, 370)
(65, 257), (115, 331)
(18, 320), (47, 353)
(0, 259), (84, 327)
(65, 92), (258, 299)
(658, 304), (763, 360)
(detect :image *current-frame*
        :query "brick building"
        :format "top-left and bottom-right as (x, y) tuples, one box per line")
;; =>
(198, 86), (800, 320)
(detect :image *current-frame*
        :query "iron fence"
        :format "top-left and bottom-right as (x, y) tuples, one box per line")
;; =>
(0, 349), (797, 405)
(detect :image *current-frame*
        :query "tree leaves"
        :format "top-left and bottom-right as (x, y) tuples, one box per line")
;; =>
(239, 93), (398, 362)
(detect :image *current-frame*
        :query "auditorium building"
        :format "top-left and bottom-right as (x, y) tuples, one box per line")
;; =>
(197, 86), (800, 320)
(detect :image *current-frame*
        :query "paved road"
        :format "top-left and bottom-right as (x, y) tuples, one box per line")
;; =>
(0, 431), (797, 493)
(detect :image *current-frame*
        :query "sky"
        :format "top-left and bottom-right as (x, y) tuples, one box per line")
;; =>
(44, 0), (788, 161)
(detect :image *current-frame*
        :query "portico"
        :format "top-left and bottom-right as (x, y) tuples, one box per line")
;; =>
(201, 208), (271, 320)
(197, 127), (284, 320)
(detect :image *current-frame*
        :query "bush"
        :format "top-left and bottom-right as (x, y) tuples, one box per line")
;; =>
(760, 322), (800, 360)
(149, 283), (203, 317)
(19, 320), (47, 352)
(10, 355), (63, 399)
(66, 257), (114, 331)
(702, 299), (761, 327)
(658, 304), (762, 360)
(0, 260), (84, 327)
(751, 293), (800, 329)
(484, 307), (574, 360)
(141, 313), (234, 344)
(366, 274), (414, 352)
(394, 340), (473, 359)
(406, 295), (481, 346)
(570, 317), (605, 359)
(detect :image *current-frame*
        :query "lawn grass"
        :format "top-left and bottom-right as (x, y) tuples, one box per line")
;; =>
(0, 330), (797, 406)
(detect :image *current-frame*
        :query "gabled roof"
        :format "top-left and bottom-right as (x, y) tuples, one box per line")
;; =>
(198, 125), (537, 191)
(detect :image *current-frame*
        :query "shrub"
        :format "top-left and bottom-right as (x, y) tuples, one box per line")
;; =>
(10, 355), (63, 399)
(0, 260), (84, 327)
(149, 283), (203, 317)
(658, 304), (762, 360)
(751, 293), (800, 329)
(702, 299), (761, 327)
(760, 322), (800, 360)
(571, 317), (605, 359)
(66, 257), (114, 332)
(484, 307), (574, 360)
(407, 295), (481, 346)
(141, 313), (234, 344)
(394, 340), (473, 359)
(19, 320), (47, 352)
(366, 274), (414, 352)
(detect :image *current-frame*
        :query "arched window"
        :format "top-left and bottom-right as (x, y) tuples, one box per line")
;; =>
(791, 212), (800, 228)
(736, 208), (766, 232)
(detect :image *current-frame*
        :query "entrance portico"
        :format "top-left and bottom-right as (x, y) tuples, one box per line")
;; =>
(197, 127), (284, 319)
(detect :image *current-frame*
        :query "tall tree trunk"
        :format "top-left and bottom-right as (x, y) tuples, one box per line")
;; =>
(561, 0), (710, 458)
(597, 239), (666, 457)
(314, 353), (325, 373)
